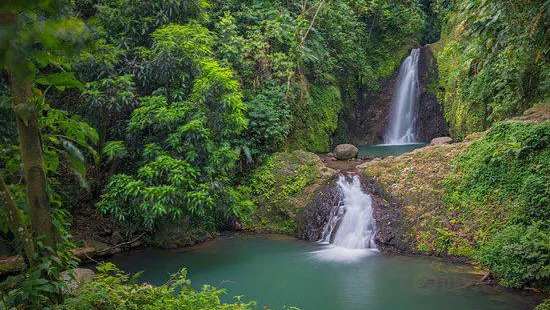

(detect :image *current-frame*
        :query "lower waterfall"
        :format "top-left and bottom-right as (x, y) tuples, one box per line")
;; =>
(314, 174), (377, 262)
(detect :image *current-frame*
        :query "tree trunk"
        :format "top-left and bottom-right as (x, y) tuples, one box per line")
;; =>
(9, 75), (56, 248)
(0, 176), (36, 266)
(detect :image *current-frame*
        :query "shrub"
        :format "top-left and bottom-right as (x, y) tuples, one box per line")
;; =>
(55, 263), (257, 310)
(477, 222), (549, 289)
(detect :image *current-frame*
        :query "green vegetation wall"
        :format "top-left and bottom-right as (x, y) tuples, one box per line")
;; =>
(212, 0), (427, 154)
(431, 0), (549, 139)
(0, 0), (431, 246)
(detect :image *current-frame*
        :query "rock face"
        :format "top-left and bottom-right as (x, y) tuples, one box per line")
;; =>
(415, 46), (450, 142)
(333, 144), (358, 160)
(430, 136), (453, 146)
(296, 180), (342, 241)
(361, 138), (473, 255)
(332, 45), (449, 145)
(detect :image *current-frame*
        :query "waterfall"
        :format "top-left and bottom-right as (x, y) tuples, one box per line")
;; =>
(384, 48), (420, 145)
(314, 174), (377, 262)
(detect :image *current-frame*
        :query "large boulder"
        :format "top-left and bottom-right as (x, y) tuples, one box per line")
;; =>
(429, 136), (453, 146)
(333, 144), (359, 160)
(61, 268), (95, 293)
(245, 150), (337, 234)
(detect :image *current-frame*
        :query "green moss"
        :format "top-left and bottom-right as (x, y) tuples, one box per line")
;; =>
(286, 84), (343, 153)
(535, 299), (550, 310)
(243, 150), (335, 234)
(445, 122), (549, 227)
(364, 120), (549, 290)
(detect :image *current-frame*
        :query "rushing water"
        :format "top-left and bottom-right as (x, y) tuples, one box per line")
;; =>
(385, 48), (421, 144)
(107, 235), (542, 310)
(316, 174), (377, 262)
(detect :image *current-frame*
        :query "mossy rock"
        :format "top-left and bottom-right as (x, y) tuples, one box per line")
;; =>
(150, 216), (212, 249)
(244, 150), (337, 234)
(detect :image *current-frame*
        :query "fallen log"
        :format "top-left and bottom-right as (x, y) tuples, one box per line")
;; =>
(0, 234), (145, 275)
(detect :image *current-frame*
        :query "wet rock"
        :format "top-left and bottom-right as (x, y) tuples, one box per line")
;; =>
(415, 46), (450, 142)
(70, 246), (97, 259)
(324, 156), (335, 164)
(332, 45), (448, 146)
(430, 137), (453, 146)
(327, 152), (335, 158)
(296, 179), (342, 241)
(109, 231), (124, 245)
(333, 144), (359, 160)
(233, 218), (243, 231)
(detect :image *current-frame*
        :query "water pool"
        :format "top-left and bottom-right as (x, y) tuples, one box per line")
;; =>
(106, 235), (542, 310)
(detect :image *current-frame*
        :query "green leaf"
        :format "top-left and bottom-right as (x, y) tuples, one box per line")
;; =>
(103, 141), (127, 162)
(60, 140), (88, 189)
(35, 72), (84, 90)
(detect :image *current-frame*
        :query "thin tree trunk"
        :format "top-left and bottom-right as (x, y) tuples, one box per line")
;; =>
(9, 75), (56, 248)
(0, 176), (36, 266)
(300, 0), (325, 47)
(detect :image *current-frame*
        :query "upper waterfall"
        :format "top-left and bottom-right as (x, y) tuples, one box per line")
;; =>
(384, 48), (420, 144)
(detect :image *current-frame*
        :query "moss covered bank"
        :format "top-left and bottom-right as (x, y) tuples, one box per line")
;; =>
(362, 105), (549, 289)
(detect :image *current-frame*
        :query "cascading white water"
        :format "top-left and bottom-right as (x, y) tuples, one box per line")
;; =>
(384, 48), (420, 145)
(315, 174), (377, 262)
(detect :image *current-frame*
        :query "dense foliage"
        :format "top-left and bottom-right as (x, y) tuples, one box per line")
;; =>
(432, 0), (549, 138)
(1, 0), (548, 308)
(67, 0), (428, 236)
(55, 263), (257, 310)
(445, 121), (550, 288)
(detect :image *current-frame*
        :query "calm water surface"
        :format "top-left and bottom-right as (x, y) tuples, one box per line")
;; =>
(107, 235), (542, 310)
(357, 143), (426, 158)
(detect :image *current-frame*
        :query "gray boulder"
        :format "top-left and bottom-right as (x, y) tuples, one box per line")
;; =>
(430, 137), (453, 146)
(61, 268), (95, 293)
(333, 144), (359, 160)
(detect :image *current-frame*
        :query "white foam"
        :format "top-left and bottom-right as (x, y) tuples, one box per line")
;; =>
(312, 245), (378, 263)
(315, 175), (377, 263)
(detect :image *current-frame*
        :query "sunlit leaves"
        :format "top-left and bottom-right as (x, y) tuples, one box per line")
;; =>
(98, 156), (206, 231)
(102, 141), (127, 162)
(152, 24), (214, 59)
(128, 96), (193, 134)
(35, 72), (83, 91)
(100, 21), (248, 231)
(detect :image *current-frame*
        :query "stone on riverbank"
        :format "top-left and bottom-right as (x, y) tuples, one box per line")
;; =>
(333, 144), (359, 160)
(429, 136), (453, 145)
